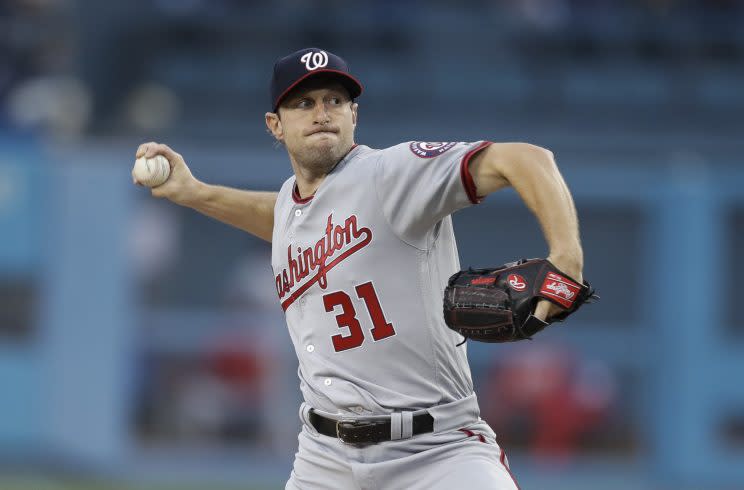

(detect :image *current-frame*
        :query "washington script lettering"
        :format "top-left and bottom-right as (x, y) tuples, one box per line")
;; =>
(276, 213), (372, 310)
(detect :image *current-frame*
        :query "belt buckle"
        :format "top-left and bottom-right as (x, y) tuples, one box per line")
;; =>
(335, 418), (383, 444)
(335, 419), (349, 439)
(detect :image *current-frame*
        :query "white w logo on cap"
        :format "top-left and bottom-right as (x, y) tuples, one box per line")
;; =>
(300, 50), (329, 71)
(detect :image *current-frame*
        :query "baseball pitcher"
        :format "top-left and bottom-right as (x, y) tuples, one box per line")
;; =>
(133, 47), (594, 490)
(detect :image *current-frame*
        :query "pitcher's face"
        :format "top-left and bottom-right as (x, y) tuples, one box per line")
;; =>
(266, 80), (358, 174)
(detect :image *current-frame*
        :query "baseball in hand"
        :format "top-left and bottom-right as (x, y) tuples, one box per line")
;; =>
(133, 154), (171, 187)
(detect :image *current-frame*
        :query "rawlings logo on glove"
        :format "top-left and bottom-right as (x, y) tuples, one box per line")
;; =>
(443, 258), (598, 343)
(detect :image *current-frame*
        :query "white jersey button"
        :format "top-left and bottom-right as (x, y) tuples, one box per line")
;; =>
(300, 297), (307, 306)
(306, 345), (314, 353)
(324, 378), (332, 386)
(295, 209), (302, 217)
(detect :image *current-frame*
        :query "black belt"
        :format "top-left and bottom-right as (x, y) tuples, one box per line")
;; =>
(308, 409), (434, 444)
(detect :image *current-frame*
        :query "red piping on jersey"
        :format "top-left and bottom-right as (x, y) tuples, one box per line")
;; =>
(499, 448), (522, 490)
(459, 428), (521, 489)
(460, 141), (492, 205)
(458, 428), (486, 443)
(291, 144), (360, 204)
(292, 184), (314, 204)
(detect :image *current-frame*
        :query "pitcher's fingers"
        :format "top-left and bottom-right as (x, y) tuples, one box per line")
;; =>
(141, 142), (169, 159)
(533, 299), (555, 322)
(158, 145), (182, 169)
(145, 143), (180, 168)
(136, 142), (157, 158)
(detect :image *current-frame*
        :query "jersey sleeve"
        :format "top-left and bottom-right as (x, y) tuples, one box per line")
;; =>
(373, 140), (492, 247)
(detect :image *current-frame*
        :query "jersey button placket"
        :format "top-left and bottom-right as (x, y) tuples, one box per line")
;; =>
(288, 207), (303, 240)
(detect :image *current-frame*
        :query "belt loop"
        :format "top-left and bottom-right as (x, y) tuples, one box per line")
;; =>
(390, 412), (403, 440)
(401, 411), (414, 439)
(299, 403), (309, 424)
(300, 403), (319, 435)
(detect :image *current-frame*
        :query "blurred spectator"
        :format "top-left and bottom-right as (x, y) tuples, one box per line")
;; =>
(7, 75), (92, 138)
(133, 243), (292, 451)
(137, 328), (279, 447)
(206, 331), (273, 441)
(481, 344), (617, 465)
(128, 199), (182, 285)
(0, 0), (79, 132)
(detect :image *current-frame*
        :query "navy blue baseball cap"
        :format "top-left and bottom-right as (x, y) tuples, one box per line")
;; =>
(270, 48), (363, 112)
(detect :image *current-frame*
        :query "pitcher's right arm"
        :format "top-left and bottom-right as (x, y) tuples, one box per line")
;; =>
(134, 142), (277, 242)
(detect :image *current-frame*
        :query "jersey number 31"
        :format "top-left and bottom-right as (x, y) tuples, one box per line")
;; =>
(323, 282), (396, 352)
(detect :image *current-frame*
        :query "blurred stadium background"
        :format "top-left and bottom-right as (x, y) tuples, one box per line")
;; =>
(1, 0), (743, 489)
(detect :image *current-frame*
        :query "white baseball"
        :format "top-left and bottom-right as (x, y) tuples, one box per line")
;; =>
(133, 154), (171, 187)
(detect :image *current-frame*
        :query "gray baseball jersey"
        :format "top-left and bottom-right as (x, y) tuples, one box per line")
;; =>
(271, 140), (491, 415)
(273, 141), (521, 490)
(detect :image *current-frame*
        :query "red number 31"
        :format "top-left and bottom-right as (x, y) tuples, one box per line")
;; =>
(323, 282), (396, 352)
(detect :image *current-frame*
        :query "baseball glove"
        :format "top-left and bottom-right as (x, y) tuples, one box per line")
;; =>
(443, 258), (597, 343)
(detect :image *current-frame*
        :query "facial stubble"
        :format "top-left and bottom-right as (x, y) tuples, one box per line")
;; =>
(294, 138), (353, 177)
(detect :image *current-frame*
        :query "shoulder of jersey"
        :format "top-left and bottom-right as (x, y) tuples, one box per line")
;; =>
(280, 174), (296, 190)
(276, 174), (298, 200)
(351, 144), (378, 158)
(345, 145), (380, 167)
(408, 141), (460, 158)
(378, 141), (461, 160)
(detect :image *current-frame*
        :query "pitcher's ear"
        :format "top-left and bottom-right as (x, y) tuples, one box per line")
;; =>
(351, 102), (358, 126)
(265, 112), (283, 140)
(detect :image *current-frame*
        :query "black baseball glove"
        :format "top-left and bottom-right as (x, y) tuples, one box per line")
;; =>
(443, 258), (597, 343)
